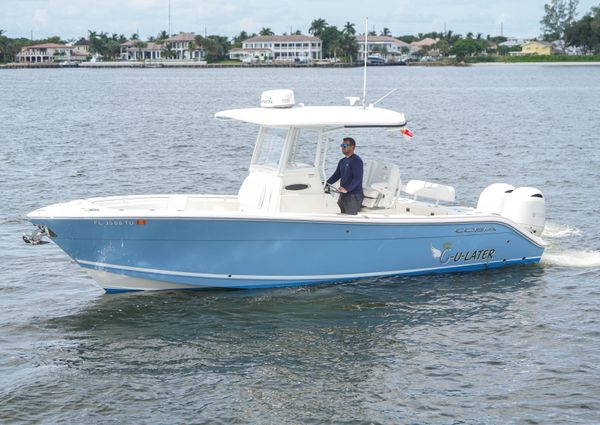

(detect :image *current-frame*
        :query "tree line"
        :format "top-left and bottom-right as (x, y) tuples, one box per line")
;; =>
(2, 3), (599, 63)
(540, 0), (600, 53)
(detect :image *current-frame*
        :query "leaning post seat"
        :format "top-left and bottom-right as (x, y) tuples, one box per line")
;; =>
(362, 161), (401, 208)
(404, 180), (456, 204)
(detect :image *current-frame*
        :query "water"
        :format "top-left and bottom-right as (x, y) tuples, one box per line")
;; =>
(1, 66), (600, 423)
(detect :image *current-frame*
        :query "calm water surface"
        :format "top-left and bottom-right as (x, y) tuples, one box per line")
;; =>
(1, 66), (600, 424)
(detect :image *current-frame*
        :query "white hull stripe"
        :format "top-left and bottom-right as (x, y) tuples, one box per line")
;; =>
(77, 258), (541, 281)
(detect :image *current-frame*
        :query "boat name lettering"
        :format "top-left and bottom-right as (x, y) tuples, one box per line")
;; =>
(432, 243), (496, 264)
(455, 227), (497, 234)
(440, 248), (496, 264)
(93, 220), (135, 226)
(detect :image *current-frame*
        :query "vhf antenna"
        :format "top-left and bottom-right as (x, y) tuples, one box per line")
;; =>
(362, 17), (368, 108)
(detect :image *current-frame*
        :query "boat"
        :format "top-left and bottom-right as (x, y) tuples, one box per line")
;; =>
(367, 55), (386, 65)
(25, 89), (546, 293)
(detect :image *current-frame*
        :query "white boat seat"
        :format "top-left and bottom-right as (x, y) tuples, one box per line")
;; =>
(362, 162), (401, 209)
(404, 180), (455, 203)
(362, 160), (378, 188)
(363, 187), (380, 199)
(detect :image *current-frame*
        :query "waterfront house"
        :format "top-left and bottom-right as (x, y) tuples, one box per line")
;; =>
(409, 38), (438, 54)
(16, 43), (74, 63)
(521, 41), (554, 55)
(240, 35), (322, 62)
(510, 40), (555, 56)
(355, 35), (410, 62)
(120, 40), (163, 60)
(70, 38), (90, 62)
(165, 32), (205, 60)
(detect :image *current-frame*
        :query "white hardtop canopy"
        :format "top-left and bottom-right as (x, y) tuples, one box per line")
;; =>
(215, 105), (407, 129)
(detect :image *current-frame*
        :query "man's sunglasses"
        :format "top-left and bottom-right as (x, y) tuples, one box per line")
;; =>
(340, 143), (350, 148)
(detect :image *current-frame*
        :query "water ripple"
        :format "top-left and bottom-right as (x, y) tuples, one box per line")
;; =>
(1, 67), (600, 423)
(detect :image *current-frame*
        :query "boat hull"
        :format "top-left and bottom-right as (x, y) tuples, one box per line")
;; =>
(29, 216), (544, 292)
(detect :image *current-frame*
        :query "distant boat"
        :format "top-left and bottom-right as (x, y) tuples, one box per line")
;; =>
(26, 89), (546, 293)
(367, 55), (386, 65)
(58, 60), (78, 67)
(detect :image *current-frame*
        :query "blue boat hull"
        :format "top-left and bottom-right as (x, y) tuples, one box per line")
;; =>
(30, 217), (544, 292)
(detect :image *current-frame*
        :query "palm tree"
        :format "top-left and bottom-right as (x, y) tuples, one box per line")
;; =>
(163, 43), (175, 59)
(309, 18), (328, 38)
(343, 22), (356, 36)
(232, 30), (249, 48)
(341, 22), (358, 63)
(157, 30), (169, 41)
(259, 27), (274, 36)
(328, 36), (341, 59)
(381, 27), (392, 37)
(88, 30), (101, 55)
(187, 41), (197, 60)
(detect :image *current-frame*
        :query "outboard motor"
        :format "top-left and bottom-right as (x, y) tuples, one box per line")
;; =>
(476, 183), (515, 214)
(501, 187), (546, 235)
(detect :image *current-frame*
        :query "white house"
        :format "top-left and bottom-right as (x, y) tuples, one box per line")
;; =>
(239, 35), (322, 62)
(355, 35), (410, 61)
(120, 40), (163, 60)
(165, 32), (205, 60)
(16, 43), (75, 63)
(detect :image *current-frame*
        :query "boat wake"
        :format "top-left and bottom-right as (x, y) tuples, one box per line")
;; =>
(539, 221), (599, 268)
(542, 221), (582, 239)
(541, 249), (600, 268)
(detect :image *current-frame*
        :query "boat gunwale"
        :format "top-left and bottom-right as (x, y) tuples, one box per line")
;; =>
(28, 210), (546, 248)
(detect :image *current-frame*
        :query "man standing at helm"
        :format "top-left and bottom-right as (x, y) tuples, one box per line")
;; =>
(326, 137), (364, 215)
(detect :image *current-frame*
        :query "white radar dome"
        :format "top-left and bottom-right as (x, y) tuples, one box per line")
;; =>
(261, 90), (295, 108)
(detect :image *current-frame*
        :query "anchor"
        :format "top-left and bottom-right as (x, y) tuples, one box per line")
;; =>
(23, 225), (51, 245)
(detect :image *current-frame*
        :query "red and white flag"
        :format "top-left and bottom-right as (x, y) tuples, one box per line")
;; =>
(401, 127), (414, 141)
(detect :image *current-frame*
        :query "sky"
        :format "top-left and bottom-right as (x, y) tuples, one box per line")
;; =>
(2, 0), (599, 41)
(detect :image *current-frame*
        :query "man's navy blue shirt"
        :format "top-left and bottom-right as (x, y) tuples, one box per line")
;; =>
(327, 154), (364, 194)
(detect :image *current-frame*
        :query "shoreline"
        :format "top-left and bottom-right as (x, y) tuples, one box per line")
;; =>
(0, 61), (364, 69)
(471, 61), (600, 66)
(2, 61), (600, 69)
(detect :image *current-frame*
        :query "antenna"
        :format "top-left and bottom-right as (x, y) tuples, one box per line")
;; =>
(371, 88), (398, 107)
(168, 0), (172, 35)
(362, 17), (368, 108)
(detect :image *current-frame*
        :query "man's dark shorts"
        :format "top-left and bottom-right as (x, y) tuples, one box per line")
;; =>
(338, 193), (364, 215)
